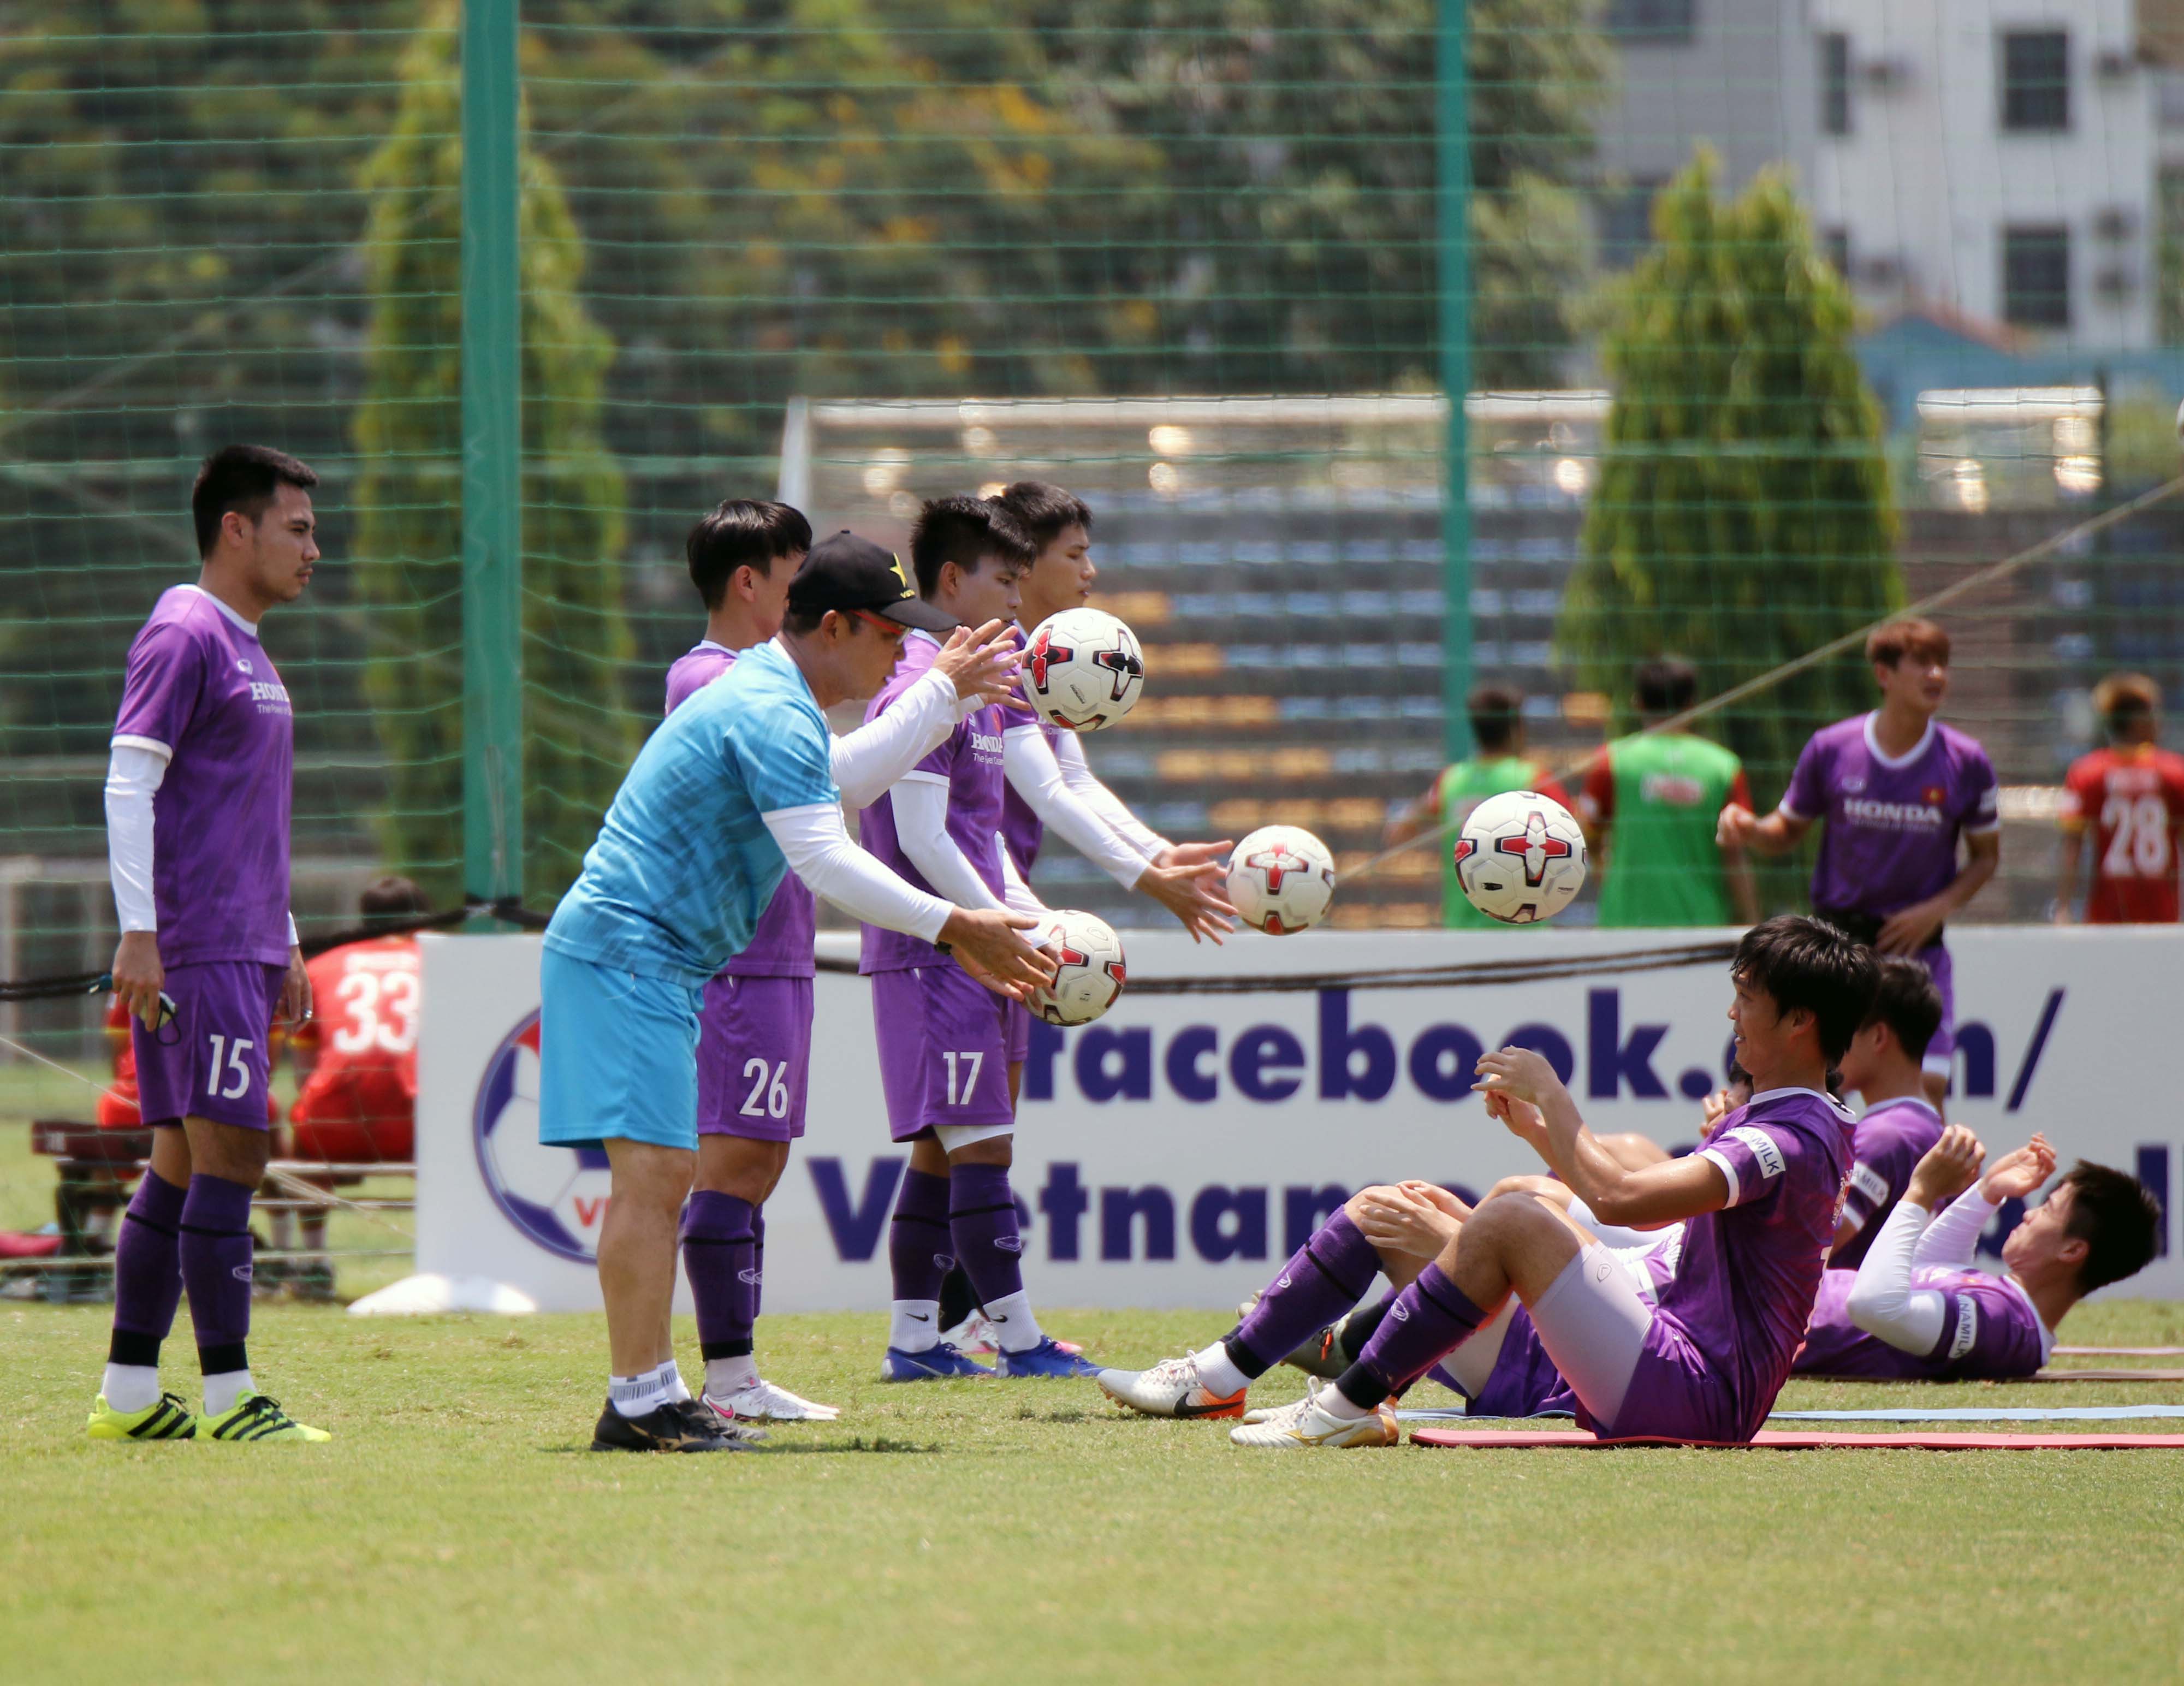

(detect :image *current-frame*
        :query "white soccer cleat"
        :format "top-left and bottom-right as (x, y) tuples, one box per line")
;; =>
(1096, 1354), (1247, 1420)
(703, 1377), (840, 1424)
(1228, 1380), (1398, 1450)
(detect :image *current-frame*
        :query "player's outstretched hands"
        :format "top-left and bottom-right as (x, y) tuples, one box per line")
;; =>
(1700, 1085), (1737, 1137)
(1137, 841), (1237, 943)
(1480, 1087), (1552, 1157)
(1716, 802), (1760, 850)
(940, 907), (1057, 1003)
(1474, 1045), (1565, 1110)
(1980, 1133), (2057, 1204)
(1351, 1183), (1462, 1258)
(931, 620), (1024, 712)
(110, 929), (165, 1030)
(1907, 1123), (1985, 1209)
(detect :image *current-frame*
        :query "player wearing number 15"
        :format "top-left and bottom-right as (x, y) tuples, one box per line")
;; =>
(89, 444), (329, 1446)
(2055, 673), (2184, 924)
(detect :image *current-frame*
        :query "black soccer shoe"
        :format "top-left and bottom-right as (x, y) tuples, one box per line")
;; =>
(588, 1396), (749, 1452)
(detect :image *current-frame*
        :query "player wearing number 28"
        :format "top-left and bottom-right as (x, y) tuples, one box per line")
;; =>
(2056, 673), (2184, 924)
(88, 445), (329, 1445)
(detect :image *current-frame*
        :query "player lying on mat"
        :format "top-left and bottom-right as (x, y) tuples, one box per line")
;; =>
(1100, 916), (1876, 1447)
(1794, 1125), (2161, 1382)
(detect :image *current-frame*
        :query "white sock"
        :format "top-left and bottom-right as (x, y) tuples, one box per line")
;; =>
(1317, 1382), (1373, 1421)
(890, 1299), (941, 1352)
(705, 1355), (759, 1397)
(1191, 1340), (1250, 1398)
(102, 1363), (161, 1414)
(655, 1360), (691, 1404)
(985, 1290), (1045, 1353)
(608, 1369), (671, 1418)
(203, 1369), (253, 1417)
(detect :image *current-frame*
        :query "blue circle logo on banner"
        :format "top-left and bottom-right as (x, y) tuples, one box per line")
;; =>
(471, 1010), (613, 1263)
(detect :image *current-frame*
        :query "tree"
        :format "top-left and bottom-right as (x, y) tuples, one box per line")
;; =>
(1558, 151), (1901, 909)
(353, 5), (632, 906)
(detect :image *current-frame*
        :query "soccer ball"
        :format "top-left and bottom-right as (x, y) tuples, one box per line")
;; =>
(1032, 909), (1127, 1026)
(1453, 790), (1588, 924)
(1227, 824), (1337, 936)
(1024, 608), (1145, 731)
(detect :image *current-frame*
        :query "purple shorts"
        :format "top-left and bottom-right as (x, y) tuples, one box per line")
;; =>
(1918, 943), (1955, 1074)
(871, 964), (1016, 1142)
(132, 960), (283, 1130)
(1005, 998), (1030, 1067)
(694, 973), (814, 1142)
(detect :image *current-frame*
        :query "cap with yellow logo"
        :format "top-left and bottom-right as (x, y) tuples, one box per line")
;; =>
(788, 530), (956, 633)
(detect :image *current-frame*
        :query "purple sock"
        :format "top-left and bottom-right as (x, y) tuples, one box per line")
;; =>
(108, 1169), (186, 1367)
(680, 1191), (757, 1361)
(1337, 1263), (1489, 1410)
(750, 1208), (766, 1326)
(1227, 1209), (1380, 1378)
(177, 1173), (255, 1376)
(889, 1168), (953, 1304)
(948, 1163), (1025, 1305)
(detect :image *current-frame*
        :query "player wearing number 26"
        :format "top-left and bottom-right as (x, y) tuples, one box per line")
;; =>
(2056, 673), (2184, 924)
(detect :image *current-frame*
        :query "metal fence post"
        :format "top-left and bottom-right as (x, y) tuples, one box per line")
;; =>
(1437, 0), (1473, 764)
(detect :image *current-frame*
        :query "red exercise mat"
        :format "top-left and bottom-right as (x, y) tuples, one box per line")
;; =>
(1409, 1426), (2184, 1451)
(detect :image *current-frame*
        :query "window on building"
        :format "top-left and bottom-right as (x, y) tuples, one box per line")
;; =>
(1606, 0), (1697, 44)
(1597, 181), (1667, 270)
(1820, 33), (1851, 136)
(2002, 225), (2071, 327)
(1822, 227), (1850, 278)
(2001, 30), (2069, 132)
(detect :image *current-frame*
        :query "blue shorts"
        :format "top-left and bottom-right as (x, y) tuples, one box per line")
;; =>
(538, 946), (705, 1152)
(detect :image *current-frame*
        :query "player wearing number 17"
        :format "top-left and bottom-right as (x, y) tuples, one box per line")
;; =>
(541, 533), (1054, 1452)
(2054, 672), (2184, 924)
(89, 445), (328, 1445)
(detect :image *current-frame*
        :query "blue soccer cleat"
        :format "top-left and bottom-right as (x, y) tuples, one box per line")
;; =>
(993, 1337), (1103, 1379)
(880, 1342), (996, 1382)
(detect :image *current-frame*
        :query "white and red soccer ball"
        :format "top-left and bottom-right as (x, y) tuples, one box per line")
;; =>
(1226, 824), (1337, 935)
(1032, 908), (1127, 1026)
(1023, 608), (1145, 732)
(1453, 789), (1588, 924)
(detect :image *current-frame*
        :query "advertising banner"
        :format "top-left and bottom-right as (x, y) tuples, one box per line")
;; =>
(414, 927), (2181, 1311)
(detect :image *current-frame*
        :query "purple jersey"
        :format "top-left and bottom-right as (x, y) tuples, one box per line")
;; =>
(112, 585), (293, 967)
(663, 641), (814, 978)
(1781, 714), (1998, 919)
(1831, 1096), (1944, 1270)
(1671, 1087), (1857, 1438)
(859, 633), (1008, 973)
(1793, 1265), (2050, 1381)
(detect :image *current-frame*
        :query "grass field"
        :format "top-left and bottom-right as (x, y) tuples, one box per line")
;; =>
(8, 1296), (2184, 1684)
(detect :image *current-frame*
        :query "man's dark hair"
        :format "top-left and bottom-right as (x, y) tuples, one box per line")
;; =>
(909, 495), (1034, 597)
(1635, 657), (1699, 716)
(1730, 915), (1879, 1065)
(2093, 672), (2159, 740)
(1860, 955), (1944, 1063)
(2059, 1162), (2163, 1294)
(1467, 682), (1524, 755)
(992, 480), (1092, 550)
(359, 874), (430, 929)
(1866, 616), (1950, 669)
(191, 444), (318, 557)
(685, 499), (812, 610)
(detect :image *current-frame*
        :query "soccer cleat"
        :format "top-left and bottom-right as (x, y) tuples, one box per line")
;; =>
(994, 1337), (1103, 1379)
(880, 1343), (996, 1382)
(1282, 1313), (1352, 1381)
(199, 1393), (331, 1444)
(1096, 1354), (1247, 1418)
(701, 1376), (838, 1424)
(86, 1391), (197, 1441)
(943, 1312), (1002, 1355)
(1228, 1380), (1399, 1451)
(589, 1397), (746, 1452)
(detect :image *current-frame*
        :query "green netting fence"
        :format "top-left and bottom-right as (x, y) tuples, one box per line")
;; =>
(6, 2), (2184, 1064)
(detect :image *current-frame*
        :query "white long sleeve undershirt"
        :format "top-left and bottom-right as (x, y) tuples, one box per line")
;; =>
(1052, 731), (1168, 861)
(759, 803), (951, 943)
(105, 740), (299, 947)
(1844, 1198), (1955, 1355)
(1913, 1186), (1999, 1271)
(892, 775), (1010, 918)
(996, 834), (1057, 945)
(828, 667), (973, 809)
(1001, 726), (1150, 889)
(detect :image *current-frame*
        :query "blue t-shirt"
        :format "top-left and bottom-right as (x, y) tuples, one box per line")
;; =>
(545, 639), (837, 983)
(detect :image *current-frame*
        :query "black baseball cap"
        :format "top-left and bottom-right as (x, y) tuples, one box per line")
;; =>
(788, 530), (956, 633)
